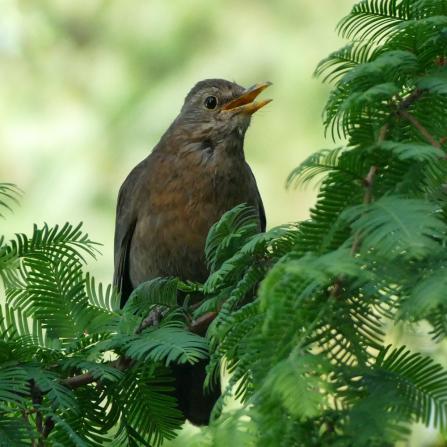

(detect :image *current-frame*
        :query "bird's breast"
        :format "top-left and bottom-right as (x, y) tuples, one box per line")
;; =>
(151, 153), (251, 236)
(129, 151), (256, 285)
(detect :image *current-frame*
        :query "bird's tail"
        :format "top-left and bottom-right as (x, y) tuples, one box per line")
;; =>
(171, 359), (220, 426)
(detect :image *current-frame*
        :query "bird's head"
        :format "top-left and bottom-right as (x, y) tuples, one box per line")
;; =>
(167, 79), (272, 156)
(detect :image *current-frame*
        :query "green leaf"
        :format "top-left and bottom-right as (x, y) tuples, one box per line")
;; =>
(115, 365), (183, 447)
(124, 277), (179, 318)
(376, 140), (445, 161)
(259, 353), (331, 419)
(337, 0), (410, 41)
(25, 366), (78, 411)
(342, 196), (447, 259)
(374, 345), (447, 429)
(315, 43), (375, 83)
(417, 73), (447, 95)
(0, 366), (29, 405)
(60, 359), (124, 383)
(48, 412), (90, 447)
(0, 417), (36, 447)
(400, 269), (447, 318)
(123, 324), (209, 366)
(286, 147), (352, 189)
(0, 183), (21, 218)
(205, 204), (260, 273)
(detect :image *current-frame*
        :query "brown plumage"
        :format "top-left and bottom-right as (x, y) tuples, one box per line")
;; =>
(113, 78), (271, 425)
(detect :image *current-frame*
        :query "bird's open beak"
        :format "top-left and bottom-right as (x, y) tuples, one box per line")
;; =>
(222, 81), (272, 115)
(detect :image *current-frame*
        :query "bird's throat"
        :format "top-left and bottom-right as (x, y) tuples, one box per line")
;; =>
(215, 129), (246, 161)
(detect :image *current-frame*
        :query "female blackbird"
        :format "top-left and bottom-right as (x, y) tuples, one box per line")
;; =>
(113, 79), (271, 425)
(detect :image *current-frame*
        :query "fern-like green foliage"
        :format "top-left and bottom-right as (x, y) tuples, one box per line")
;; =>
(3, 1), (447, 445)
(0, 185), (193, 446)
(190, 1), (447, 445)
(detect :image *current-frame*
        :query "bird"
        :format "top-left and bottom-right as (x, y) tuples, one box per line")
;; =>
(113, 78), (271, 425)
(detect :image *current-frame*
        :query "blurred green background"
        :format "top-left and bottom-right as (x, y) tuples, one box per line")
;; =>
(0, 0), (355, 281)
(1, 1), (443, 446)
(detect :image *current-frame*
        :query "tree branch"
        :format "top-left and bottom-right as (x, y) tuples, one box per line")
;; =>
(399, 109), (441, 149)
(339, 89), (429, 289)
(135, 305), (166, 334)
(61, 311), (218, 390)
(42, 418), (54, 440)
(351, 165), (378, 255)
(35, 310), (218, 440)
(30, 380), (44, 447)
(189, 311), (218, 335)
(394, 88), (442, 149)
(349, 122), (387, 256)
(397, 88), (424, 111)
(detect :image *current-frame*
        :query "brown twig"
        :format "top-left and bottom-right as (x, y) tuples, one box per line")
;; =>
(42, 418), (54, 440)
(62, 356), (132, 389)
(378, 123), (389, 144)
(397, 88), (424, 112)
(62, 371), (96, 389)
(348, 122), (387, 256)
(190, 311), (217, 335)
(331, 121), (387, 300)
(60, 311), (218, 390)
(351, 165), (378, 255)
(329, 278), (343, 299)
(37, 310), (218, 440)
(30, 380), (44, 447)
(399, 109), (441, 149)
(135, 306), (166, 335)
(394, 88), (442, 149)
(335, 87), (434, 291)
(22, 409), (33, 446)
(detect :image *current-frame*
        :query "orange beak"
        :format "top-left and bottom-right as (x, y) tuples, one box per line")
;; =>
(222, 81), (272, 115)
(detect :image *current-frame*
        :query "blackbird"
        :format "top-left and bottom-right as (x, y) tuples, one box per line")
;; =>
(113, 78), (271, 425)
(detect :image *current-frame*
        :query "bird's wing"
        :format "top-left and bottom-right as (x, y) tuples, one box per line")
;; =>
(246, 163), (266, 232)
(113, 159), (146, 308)
(258, 194), (266, 232)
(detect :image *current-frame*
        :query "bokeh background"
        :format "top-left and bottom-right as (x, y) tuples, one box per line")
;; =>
(1, 1), (443, 446)
(0, 0), (356, 280)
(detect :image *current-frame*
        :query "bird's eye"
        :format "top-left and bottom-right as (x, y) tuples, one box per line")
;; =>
(204, 96), (218, 109)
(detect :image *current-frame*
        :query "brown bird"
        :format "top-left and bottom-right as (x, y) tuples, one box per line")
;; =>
(113, 78), (271, 425)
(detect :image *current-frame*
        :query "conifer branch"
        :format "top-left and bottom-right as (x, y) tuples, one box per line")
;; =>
(61, 311), (217, 390)
(40, 310), (218, 440)
(399, 109), (441, 149)
(350, 84), (440, 256)
(394, 88), (441, 149)
(351, 165), (378, 255)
